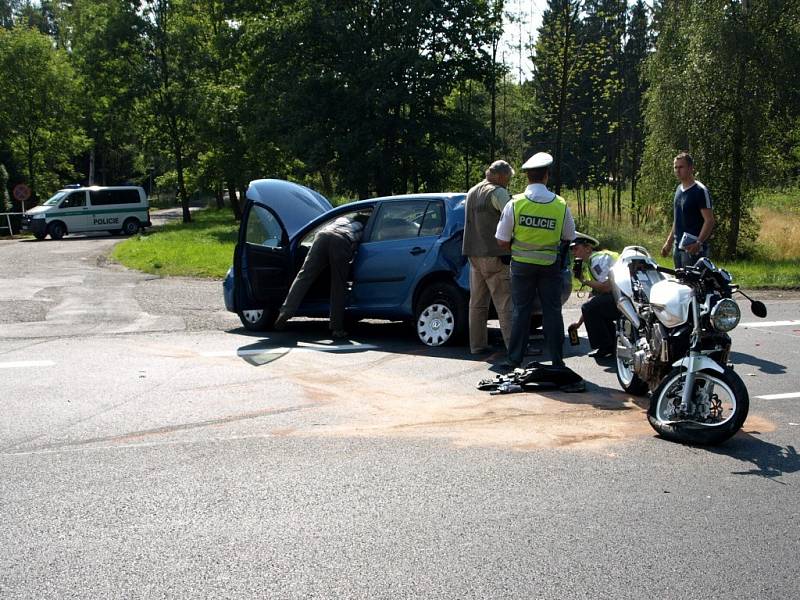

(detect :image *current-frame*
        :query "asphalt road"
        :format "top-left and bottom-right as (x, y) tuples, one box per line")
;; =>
(1, 225), (799, 599)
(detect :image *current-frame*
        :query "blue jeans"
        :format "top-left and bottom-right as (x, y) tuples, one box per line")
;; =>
(673, 244), (709, 268)
(508, 260), (565, 367)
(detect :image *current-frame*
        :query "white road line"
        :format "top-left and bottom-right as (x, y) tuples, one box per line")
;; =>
(0, 360), (55, 369)
(755, 392), (800, 400)
(740, 320), (800, 328)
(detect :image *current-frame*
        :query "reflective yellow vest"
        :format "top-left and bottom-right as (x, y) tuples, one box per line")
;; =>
(510, 193), (567, 265)
(588, 250), (620, 281)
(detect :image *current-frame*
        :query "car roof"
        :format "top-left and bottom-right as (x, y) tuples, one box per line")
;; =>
(293, 192), (466, 242)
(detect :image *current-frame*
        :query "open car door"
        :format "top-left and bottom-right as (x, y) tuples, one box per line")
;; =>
(233, 180), (333, 330)
(233, 200), (293, 329)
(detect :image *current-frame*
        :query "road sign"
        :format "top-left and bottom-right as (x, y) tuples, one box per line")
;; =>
(12, 184), (31, 203)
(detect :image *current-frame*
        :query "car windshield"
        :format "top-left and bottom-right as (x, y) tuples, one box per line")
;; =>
(43, 191), (68, 206)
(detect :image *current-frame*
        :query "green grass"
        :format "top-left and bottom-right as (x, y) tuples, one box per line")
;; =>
(112, 205), (798, 289)
(111, 209), (237, 278)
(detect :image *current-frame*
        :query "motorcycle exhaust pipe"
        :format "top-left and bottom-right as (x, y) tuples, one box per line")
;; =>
(617, 297), (640, 328)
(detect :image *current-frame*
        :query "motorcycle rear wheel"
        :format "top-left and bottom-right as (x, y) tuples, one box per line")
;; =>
(648, 366), (749, 445)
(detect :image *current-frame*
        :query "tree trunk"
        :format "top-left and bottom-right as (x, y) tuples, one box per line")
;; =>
(228, 181), (241, 221)
(215, 185), (224, 210)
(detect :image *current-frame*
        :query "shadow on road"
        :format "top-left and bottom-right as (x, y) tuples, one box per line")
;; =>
(226, 319), (499, 366)
(729, 351), (787, 375)
(709, 432), (800, 480)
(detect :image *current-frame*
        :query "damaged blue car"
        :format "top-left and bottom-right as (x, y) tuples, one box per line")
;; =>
(224, 179), (570, 346)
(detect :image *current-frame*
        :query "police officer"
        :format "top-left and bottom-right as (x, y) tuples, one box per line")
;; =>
(495, 152), (576, 369)
(567, 233), (620, 359)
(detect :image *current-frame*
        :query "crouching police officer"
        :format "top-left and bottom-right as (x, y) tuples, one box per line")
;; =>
(568, 233), (620, 359)
(496, 152), (576, 369)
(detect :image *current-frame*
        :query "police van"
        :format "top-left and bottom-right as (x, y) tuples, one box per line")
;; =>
(22, 186), (151, 240)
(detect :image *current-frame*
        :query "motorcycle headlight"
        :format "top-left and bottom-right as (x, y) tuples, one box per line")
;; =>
(710, 298), (741, 332)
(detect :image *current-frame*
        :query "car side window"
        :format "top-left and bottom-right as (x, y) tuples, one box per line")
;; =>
(418, 201), (444, 237)
(299, 209), (373, 248)
(246, 204), (284, 248)
(371, 201), (428, 242)
(60, 192), (86, 208)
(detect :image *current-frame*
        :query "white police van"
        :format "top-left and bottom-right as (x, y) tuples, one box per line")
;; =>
(22, 186), (151, 240)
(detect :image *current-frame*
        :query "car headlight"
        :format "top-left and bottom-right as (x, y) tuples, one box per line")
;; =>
(710, 298), (741, 332)
(32, 214), (46, 219)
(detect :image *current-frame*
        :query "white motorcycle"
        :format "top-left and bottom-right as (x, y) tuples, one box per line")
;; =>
(610, 247), (768, 445)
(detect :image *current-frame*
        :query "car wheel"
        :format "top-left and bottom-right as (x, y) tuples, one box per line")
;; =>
(48, 221), (66, 240)
(237, 308), (276, 332)
(415, 282), (467, 347)
(33, 232), (47, 241)
(122, 218), (140, 235)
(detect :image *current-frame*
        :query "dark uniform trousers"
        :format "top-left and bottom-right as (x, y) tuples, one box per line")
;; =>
(508, 260), (565, 367)
(581, 292), (619, 352)
(281, 230), (354, 331)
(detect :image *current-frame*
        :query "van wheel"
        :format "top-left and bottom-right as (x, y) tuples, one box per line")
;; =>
(48, 221), (66, 240)
(122, 218), (140, 235)
(33, 232), (47, 241)
(415, 282), (467, 347)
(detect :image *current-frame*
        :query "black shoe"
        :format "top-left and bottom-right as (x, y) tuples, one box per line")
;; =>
(497, 359), (522, 370)
(273, 311), (290, 331)
(470, 346), (492, 355)
(588, 347), (615, 359)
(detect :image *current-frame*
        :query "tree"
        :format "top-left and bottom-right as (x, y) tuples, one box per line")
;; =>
(641, 0), (799, 258)
(140, 0), (203, 223)
(0, 26), (88, 201)
(529, 0), (584, 195)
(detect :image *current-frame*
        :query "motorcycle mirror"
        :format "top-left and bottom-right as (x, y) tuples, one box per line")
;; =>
(751, 300), (768, 318)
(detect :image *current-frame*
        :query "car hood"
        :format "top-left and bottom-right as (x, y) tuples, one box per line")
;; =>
(246, 179), (333, 240)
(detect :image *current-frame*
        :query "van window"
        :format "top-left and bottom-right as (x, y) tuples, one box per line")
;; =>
(60, 192), (86, 208)
(90, 189), (142, 205)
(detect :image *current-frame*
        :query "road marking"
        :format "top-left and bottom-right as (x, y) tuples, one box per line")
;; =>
(740, 320), (800, 328)
(0, 360), (55, 369)
(201, 342), (378, 358)
(755, 392), (800, 400)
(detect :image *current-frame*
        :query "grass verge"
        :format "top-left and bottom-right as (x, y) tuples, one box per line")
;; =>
(111, 209), (237, 278)
(112, 205), (798, 289)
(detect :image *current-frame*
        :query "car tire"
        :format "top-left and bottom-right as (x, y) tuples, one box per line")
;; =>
(48, 221), (66, 240)
(122, 218), (140, 236)
(414, 282), (468, 347)
(33, 232), (47, 241)
(237, 308), (276, 332)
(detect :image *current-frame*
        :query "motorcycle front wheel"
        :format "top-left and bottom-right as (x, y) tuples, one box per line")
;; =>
(648, 366), (749, 445)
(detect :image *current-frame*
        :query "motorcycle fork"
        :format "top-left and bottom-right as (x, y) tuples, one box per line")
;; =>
(680, 297), (703, 413)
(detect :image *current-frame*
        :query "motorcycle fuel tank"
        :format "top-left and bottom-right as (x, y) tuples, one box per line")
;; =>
(649, 279), (693, 327)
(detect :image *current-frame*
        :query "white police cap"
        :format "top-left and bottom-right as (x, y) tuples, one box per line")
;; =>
(521, 152), (554, 170)
(570, 231), (600, 247)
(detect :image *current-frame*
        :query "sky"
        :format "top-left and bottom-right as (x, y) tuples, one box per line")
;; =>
(501, 0), (547, 83)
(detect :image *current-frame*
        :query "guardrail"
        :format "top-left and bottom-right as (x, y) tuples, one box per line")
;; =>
(0, 212), (23, 238)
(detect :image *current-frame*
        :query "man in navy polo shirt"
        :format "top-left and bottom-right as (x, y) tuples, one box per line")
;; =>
(660, 152), (716, 268)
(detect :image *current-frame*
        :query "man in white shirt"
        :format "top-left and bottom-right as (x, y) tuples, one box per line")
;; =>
(495, 152), (576, 368)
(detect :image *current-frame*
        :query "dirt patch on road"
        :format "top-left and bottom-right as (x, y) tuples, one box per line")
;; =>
(286, 362), (650, 450)
(278, 355), (774, 451)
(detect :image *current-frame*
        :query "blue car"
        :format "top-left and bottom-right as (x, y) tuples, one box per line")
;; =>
(224, 179), (570, 346)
